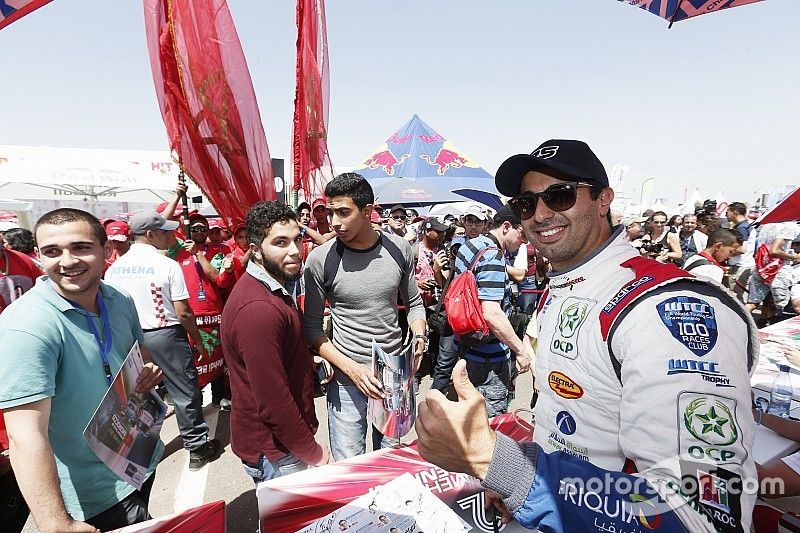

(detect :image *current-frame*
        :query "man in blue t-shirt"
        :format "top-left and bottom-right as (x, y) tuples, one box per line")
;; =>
(0, 209), (163, 532)
(450, 205), (531, 416)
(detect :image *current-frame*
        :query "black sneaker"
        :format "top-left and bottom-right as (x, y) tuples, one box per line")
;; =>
(189, 439), (221, 471)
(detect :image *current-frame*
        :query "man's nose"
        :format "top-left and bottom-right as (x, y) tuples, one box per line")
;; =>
(533, 196), (555, 223)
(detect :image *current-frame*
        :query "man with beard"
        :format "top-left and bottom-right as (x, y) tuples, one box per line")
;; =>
(221, 201), (330, 482)
(304, 174), (426, 460)
(415, 140), (757, 533)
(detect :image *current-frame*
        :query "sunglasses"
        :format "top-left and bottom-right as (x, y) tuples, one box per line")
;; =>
(508, 183), (593, 220)
(391, 215), (407, 221)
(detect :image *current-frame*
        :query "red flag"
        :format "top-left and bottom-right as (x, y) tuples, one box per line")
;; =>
(292, 0), (333, 203)
(0, 0), (52, 30)
(143, 0), (275, 224)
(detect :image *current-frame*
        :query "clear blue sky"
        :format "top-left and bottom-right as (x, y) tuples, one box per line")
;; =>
(0, 0), (796, 206)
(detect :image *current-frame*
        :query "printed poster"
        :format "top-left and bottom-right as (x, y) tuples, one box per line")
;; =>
(83, 341), (166, 489)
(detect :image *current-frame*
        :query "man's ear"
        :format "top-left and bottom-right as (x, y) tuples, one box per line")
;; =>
(249, 243), (261, 261)
(363, 203), (374, 219)
(103, 240), (113, 260)
(598, 187), (615, 216)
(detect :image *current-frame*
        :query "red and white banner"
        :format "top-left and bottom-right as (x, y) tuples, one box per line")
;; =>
(257, 412), (534, 532)
(292, 0), (333, 203)
(0, 0), (52, 30)
(143, 0), (276, 224)
(112, 500), (225, 532)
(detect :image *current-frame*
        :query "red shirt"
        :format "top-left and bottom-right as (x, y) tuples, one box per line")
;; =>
(227, 246), (248, 282)
(0, 247), (41, 313)
(220, 269), (321, 464)
(175, 245), (233, 316)
(698, 250), (723, 268)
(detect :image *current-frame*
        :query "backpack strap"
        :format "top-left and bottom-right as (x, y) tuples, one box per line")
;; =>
(323, 235), (408, 293)
(468, 246), (499, 272)
(322, 240), (345, 293)
(683, 257), (712, 272)
(380, 233), (408, 275)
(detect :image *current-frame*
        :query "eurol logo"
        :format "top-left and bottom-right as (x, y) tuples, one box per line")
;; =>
(548, 371), (584, 399)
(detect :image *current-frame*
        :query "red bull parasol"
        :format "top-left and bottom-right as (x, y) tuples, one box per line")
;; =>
(353, 114), (499, 205)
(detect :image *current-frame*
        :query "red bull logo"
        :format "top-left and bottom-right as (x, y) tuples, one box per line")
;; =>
(388, 133), (412, 144)
(363, 146), (410, 176)
(419, 134), (444, 144)
(420, 148), (468, 175)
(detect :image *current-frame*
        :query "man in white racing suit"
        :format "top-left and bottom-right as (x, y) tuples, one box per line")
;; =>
(415, 139), (758, 533)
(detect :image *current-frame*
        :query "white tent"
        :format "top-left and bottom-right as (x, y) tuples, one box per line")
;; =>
(678, 188), (703, 215)
(0, 198), (32, 212)
(0, 145), (204, 203)
(0, 145), (209, 221)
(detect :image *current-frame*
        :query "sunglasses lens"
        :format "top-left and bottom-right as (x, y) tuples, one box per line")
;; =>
(541, 184), (578, 212)
(510, 194), (537, 220)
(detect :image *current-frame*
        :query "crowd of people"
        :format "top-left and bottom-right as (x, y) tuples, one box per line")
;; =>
(0, 138), (799, 531)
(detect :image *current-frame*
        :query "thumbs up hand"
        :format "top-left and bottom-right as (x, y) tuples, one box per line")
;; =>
(415, 360), (497, 480)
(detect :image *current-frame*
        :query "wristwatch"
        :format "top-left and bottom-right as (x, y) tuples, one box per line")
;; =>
(414, 333), (429, 351)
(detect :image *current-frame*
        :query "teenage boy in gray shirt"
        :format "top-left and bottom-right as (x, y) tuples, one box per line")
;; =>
(304, 174), (426, 461)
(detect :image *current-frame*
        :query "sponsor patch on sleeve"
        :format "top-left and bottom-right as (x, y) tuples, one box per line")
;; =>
(658, 296), (718, 356)
(679, 459), (745, 533)
(678, 392), (746, 467)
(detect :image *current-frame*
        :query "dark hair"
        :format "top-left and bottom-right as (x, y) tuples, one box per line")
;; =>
(246, 201), (297, 246)
(701, 217), (722, 235)
(727, 202), (746, 216)
(707, 228), (741, 247)
(297, 202), (312, 213)
(324, 173), (374, 209)
(3, 227), (36, 253)
(651, 211), (668, 221)
(34, 208), (107, 246)
(667, 214), (682, 226)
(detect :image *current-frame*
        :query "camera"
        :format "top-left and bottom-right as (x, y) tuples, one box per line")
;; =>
(641, 241), (664, 255)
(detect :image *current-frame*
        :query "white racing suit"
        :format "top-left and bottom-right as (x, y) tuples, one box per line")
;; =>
(481, 227), (758, 533)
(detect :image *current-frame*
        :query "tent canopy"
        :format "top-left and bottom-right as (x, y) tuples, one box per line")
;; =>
(0, 145), (192, 203)
(352, 114), (498, 206)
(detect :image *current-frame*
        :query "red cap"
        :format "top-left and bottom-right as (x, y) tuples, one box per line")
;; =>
(155, 202), (185, 217)
(312, 198), (327, 211)
(105, 221), (130, 242)
(370, 209), (384, 223)
(208, 218), (228, 230)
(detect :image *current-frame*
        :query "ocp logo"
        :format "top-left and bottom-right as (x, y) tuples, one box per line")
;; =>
(556, 411), (577, 435)
(558, 301), (590, 338)
(684, 397), (738, 447)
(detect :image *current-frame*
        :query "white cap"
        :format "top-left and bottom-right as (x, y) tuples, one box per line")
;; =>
(463, 204), (488, 220)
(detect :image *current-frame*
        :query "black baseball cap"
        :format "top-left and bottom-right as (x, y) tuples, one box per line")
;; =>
(389, 204), (406, 214)
(423, 218), (449, 232)
(495, 139), (609, 197)
(493, 204), (521, 226)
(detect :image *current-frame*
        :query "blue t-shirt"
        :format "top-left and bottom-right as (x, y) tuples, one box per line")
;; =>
(0, 280), (162, 520)
(452, 235), (511, 362)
